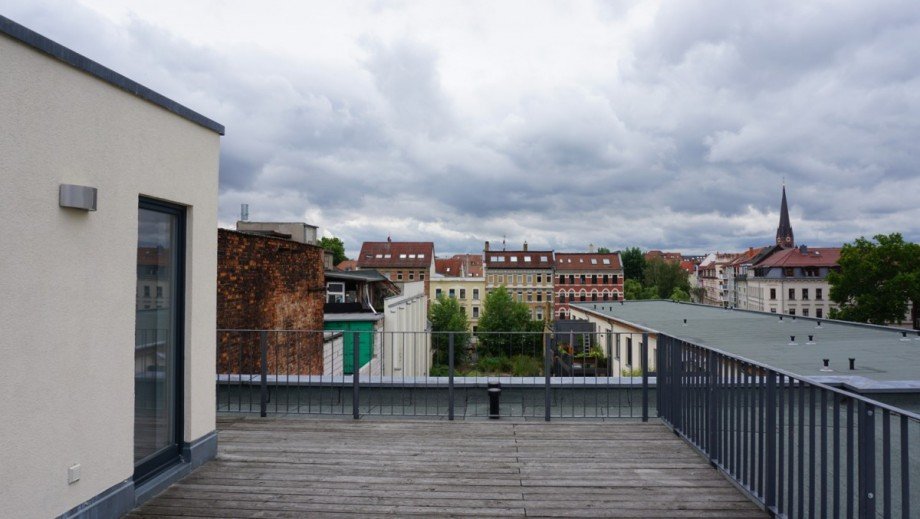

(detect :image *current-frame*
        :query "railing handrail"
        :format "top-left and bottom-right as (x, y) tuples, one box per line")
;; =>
(657, 331), (920, 422)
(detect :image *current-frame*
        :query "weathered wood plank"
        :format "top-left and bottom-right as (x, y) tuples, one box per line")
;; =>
(130, 419), (767, 518)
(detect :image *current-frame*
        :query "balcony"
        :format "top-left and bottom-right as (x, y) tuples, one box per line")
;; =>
(133, 328), (919, 518)
(130, 417), (767, 518)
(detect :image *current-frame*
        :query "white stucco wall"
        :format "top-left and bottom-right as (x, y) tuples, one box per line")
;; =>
(567, 307), (659, 375)
(0, 33), (220, 518)
(382, 282), (430, 376)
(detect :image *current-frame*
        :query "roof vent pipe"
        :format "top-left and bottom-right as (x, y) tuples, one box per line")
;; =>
(821, 359), (833, 372)
(901, 331), (911, 342)
(849, 358), (856, 370)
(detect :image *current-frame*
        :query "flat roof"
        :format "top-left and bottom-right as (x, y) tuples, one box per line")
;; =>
(571, 301), (920, 393)
(1, 15), (224, 135)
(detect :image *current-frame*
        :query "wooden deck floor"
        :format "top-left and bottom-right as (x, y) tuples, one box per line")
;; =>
(128, 416), (767, 518)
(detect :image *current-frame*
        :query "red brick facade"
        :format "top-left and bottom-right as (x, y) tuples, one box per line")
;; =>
(554, 253), (624, 320)
(217, 229), (326, 374)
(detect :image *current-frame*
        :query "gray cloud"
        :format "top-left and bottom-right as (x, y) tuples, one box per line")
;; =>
(6, 0), (920, 257)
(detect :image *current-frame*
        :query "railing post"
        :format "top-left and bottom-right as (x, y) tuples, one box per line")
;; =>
(259, 331), (268, 418)
(858, 401), (876, 518)
(641, 333), (649, 422)
(765, 369), (777, 511)
(707, 349), (718, 463)
(448, 333), (455, 421)
(544, 332), (552, 422)
(672, 337), (682, 431)
(352, 332), (360, 420)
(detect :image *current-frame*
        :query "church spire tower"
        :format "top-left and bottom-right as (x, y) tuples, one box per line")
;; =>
(776, 184), (795, 248)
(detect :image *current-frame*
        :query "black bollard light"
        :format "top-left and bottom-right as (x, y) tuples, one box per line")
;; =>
(488, 380), (502, 419)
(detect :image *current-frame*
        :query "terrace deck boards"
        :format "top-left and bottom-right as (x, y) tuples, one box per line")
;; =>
(129, 416), (767, 518)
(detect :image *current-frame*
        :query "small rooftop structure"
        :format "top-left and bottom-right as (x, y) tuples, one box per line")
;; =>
(357, 240), (434, 269)
(571, 300), (920, 393)
(235, 221), (319, 245)
(554, 252), (623, 271)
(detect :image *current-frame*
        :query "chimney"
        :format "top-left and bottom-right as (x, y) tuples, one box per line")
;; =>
(240, 203), (249, 221)
(387, 235), (392, 243)
(523, 241), (528, 252)
(588, 243), (595, 253)
(799, 244), (807, 254)
(484, 241), (490, 252)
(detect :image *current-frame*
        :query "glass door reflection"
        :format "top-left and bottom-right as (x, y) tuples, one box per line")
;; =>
(135, 200), (183, 479)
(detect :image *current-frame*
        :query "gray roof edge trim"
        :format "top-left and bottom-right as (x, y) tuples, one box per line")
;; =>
(1, 15), (225, 135)
(570, 302), (920, 419)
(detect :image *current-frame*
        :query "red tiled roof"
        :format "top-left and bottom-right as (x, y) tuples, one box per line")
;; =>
(554, 253), (622, 271)
(679, 260), (698, 273)
(644, 250), (683, 263)
(484, 250), (554, 269)
(357, 241), (434, 269)
(336, 260), (357, 271)
(755, 247), (841, 268)
(728, 247), (766, 267)
(435, 258), (462, 276)
(453, 254), (483, 276)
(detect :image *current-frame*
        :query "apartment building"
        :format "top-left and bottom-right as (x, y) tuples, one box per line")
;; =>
(430, 276), (487, 332)
(698, 252), (740, 307)
(435, 253), (484, 277)
(554, 252), (624, 320)
(483, 241), (554, 321)
(1, 16), (222, 518)
(746, 245), (841, 318)
(357, 239), (436, 297)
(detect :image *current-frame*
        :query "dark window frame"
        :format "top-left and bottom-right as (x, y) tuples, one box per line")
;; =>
(134, 197), (186, 484)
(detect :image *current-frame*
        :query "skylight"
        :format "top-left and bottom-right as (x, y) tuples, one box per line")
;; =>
(375, 254), (383, 258)
(510, 256), (518, 262)
(602, 259), (611, 264)
(591, 259), (597, 264)
(524, 256), (532, 262)
(399, 254), (407, 259)
(384, 254), (391, 258)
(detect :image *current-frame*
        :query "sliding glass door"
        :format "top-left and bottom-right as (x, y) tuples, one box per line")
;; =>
(134, 198), (185, 481)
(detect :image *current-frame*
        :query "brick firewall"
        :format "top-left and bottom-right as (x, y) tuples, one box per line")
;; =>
(217, 229), (326, 374)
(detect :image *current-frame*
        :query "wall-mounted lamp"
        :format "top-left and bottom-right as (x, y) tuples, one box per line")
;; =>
(59, 184), (97, 211)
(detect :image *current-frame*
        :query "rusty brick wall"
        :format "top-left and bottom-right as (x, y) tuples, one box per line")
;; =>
(217, 229), (325, 374)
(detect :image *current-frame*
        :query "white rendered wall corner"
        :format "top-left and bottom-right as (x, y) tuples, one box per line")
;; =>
(0, 27), (220, 518)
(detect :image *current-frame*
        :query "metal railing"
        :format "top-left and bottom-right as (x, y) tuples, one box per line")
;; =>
(657, 334), (919, 519)
(216, 329), (655, 420)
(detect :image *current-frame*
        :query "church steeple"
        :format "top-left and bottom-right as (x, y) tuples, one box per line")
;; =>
(776, 185), (794, 248)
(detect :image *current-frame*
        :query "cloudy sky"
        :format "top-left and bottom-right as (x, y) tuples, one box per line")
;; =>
(7, 1), (920, 256)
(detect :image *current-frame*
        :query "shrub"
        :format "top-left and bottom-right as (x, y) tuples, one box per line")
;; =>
(510, 355), (542, 377)
(429, 365), (450, 377)
(477, 355), (511, 374)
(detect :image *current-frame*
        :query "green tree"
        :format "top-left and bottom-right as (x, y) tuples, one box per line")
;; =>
(596, 247), (611, 254)
(477, 286), (542, 357)
(690, 286), (706, 303)
(624, 279), (644, 300)
(319, 236), (348, 265)
(669, 287), (691, 302)
(429, 296), (471, 367)
(644, 258), (691, 299)
(621, 247), (646, 284)
(828, 233), (920, 327)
